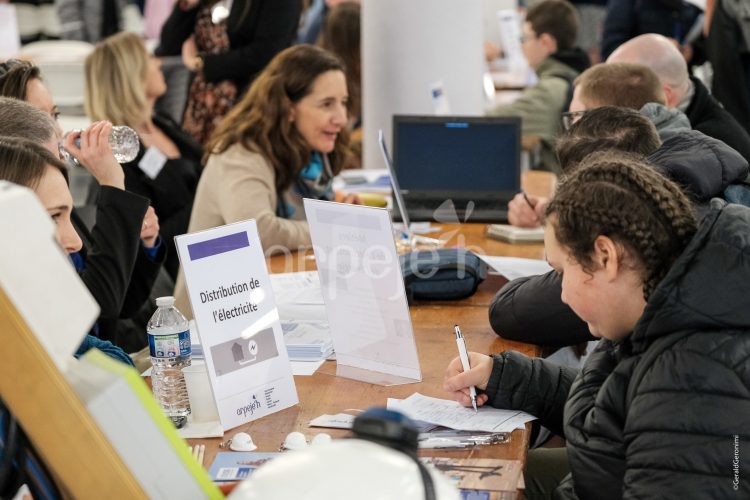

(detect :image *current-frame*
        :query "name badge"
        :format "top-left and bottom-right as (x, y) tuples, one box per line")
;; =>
(138, 146), (168, 180)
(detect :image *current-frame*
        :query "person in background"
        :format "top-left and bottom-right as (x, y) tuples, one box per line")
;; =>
(488, 0), (590, 173)
(600, 0), (703, 61)
(319, 1), (361, 168)
(569, 0), (607, 64)
(57, 0), (132, 42)
(85, 32), (202, 280)
(156, 0), (302, 144)
(0, 89), (163, 351)
(607, 33), (750, 166)
(446, 155), (750, 498)
(0, 136), (134, 365)
(495, 105), (747, 349)
(502, 106), (661, 344)
(0, 136), (134, 500)
(704, 0), (750, 134)
(297, 0), (360, 45)
(173, 44), (356, 317)
(568, 62), (687, 141)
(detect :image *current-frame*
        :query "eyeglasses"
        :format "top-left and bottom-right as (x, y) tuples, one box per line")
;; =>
(561, 110), (587, 131)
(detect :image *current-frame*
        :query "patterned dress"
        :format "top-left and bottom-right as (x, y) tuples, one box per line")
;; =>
(182, 4), (238, 145)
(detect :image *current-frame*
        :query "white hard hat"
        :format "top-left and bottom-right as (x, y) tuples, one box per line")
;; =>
(227, 439), (460, 500)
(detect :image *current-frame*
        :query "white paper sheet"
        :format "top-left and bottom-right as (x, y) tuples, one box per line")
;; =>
(388, 393), (536, 433)
(291, 359), (326, 376)
(271, 271), (325, 305)
(308, 413), (357, 429)
(478, 255), (553, 280)
(0, 184), (98, 373)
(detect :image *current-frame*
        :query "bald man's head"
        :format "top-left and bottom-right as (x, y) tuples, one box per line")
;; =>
(607, 34), (690, 108)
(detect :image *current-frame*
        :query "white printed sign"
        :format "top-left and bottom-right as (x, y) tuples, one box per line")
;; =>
(175, 220), (298, 430)
(304, 199), (421, 385)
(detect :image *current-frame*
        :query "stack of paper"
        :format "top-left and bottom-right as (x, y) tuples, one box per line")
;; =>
(281, 320), (333, 361)
(334, 168), (392, 194)
(387, 393), (536, 433)
(271, 271), (328, 322)
(270, 271), (333, 376)
(486, 224), (545, 243)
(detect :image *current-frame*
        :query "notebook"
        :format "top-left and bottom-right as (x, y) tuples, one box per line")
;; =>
(486, 224), (545, 243)
(391, 115), (521, 223)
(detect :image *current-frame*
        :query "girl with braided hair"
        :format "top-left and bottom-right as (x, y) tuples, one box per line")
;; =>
(444, 154), (750, 498)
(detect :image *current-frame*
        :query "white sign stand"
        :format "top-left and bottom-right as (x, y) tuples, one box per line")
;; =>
(175, 220), (298, 430)
(0, 182), (97, 372)
(304, 199), (422, 386)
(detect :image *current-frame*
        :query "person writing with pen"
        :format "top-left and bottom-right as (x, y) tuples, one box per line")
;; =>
(444, 154), (750, 498)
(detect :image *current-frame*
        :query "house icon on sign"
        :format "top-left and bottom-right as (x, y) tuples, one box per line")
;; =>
(232, 342), (244, 362)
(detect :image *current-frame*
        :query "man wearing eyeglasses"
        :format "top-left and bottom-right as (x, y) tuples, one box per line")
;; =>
(488, 0), (590, 174)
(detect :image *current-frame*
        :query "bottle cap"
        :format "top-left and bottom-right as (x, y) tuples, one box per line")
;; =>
(156, 296), (176, 307)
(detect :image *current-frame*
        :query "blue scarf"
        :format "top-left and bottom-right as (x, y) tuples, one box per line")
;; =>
(277, 152), (334, 218)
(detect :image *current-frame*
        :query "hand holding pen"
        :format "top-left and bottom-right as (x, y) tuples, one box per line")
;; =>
(444, 326), (492, 410)
(507, 191), (549, 228)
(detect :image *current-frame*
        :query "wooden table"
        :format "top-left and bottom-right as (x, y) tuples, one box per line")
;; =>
(190, 171), (555, 478)
(190, 231), (543, 466)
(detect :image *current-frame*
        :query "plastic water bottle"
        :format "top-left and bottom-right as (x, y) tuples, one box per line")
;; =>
(148, 296), (191, 428)
(59, 125), (140, 166)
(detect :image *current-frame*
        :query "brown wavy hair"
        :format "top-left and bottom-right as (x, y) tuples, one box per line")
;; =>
(0, 59), (40, 100)
(546, 153), (697, 301)
(205, 44), (350, 191)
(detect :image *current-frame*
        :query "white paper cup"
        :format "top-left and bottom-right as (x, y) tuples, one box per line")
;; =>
(182, 362), (219, 423)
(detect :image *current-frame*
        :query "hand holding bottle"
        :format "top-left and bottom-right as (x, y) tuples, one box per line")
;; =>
(62, 121), (126, 189)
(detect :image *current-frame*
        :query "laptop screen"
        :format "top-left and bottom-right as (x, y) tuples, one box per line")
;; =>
(392, 116), (521, 194)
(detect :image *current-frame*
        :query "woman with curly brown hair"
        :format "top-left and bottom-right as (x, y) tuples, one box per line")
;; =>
(174, 44), (357, 317)
(444, 154), (750, 498)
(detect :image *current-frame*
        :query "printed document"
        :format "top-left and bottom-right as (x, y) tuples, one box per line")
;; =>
(388, 393), (536, 433)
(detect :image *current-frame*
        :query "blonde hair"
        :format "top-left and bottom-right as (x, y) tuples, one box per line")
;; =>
(85, 32), (149, 127)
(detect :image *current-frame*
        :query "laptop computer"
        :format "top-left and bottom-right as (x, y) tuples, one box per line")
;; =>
(391, 115), (521, 223)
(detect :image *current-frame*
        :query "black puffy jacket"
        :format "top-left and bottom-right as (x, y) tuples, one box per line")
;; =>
(489, 129), (749, 346)
(485, 201), (750, 498)
(686, 76), (750, 168)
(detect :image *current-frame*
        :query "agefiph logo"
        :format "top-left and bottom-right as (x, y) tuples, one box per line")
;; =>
(236, 394), (262, 418)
